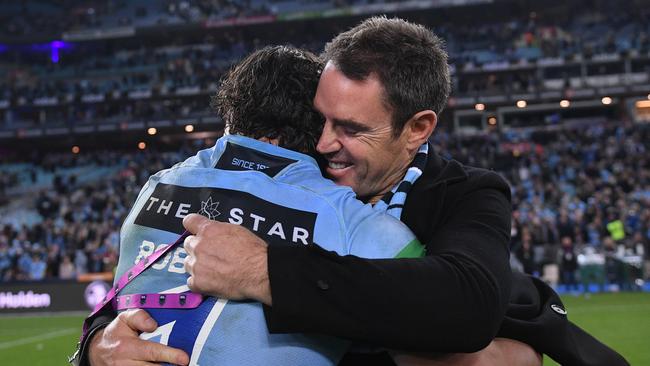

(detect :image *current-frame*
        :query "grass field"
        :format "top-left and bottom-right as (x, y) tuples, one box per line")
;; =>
(0, 313), (85, 366)
(1, 292), (649, 365)
(544, 292), (650, 366)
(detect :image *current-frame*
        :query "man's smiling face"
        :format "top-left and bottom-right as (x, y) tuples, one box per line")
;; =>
(314, 62), (413, 203)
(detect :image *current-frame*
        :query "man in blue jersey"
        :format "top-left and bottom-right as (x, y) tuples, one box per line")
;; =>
(80, 45), (423, 366)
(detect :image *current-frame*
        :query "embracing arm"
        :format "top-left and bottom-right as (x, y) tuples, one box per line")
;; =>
(73, 309), (188, 366)
(263, 184), (512, 353)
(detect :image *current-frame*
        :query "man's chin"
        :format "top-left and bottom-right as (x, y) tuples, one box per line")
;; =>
(327, 172), (359, 192)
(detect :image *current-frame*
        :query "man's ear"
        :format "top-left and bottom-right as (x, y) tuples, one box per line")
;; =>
(403, 110), (437, 150)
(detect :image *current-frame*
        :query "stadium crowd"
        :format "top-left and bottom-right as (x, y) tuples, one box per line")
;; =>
(1, 121), (649, 292)
(1, 0), (649, 293)
(436, 120), (650, 290)
(0, 147), (196, 282)
(0, 0), (386, 38)
(2, 0), (650, 129)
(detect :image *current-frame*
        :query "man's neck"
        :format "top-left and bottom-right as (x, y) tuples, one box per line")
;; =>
(362, 176), (405, 205)
(364, 149), (419, 205)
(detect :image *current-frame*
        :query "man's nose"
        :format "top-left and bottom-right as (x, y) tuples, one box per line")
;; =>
(316, 121), (340, 155)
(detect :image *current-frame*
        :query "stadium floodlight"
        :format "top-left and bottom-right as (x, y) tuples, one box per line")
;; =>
(185, 124), (195, 133)
(601, 97), (613, 105)
(72, 146), (80, 154)
(138, 142), (146, 150)
(560, 100), (570, 108)
(516, 100), (527, 108)
(147, 127), (157, 135)
(475, 103), (485, 111)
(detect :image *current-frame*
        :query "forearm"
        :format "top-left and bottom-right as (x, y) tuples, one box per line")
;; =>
(264, 180), (513, 352)
(264, 241), (511, 353)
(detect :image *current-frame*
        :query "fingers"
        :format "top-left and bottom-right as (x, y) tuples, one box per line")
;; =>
(186, 274), (196, 291)
(90, 314), (189, 366)
(183, 235), (196, 256)
(183, 213), (211, 234)
(183, 235), (196, 290)
(119, 309), (158, 333)
(184, 256), (200, 292)
(137, 339), (190, 366)
(183, 249), (194, 272)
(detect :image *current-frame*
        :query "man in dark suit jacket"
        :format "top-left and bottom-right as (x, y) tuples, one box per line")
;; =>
(83, 16), (628, 366)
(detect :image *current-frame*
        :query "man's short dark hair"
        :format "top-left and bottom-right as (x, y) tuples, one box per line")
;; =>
(213, 46), (324, 155)
(322, 16), (451, 136)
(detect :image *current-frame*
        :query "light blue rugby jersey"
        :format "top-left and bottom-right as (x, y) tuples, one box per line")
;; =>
(116, 134), (423, 366)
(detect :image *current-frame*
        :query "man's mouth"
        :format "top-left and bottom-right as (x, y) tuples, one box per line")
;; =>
(328, 161), (351, 170)
(325, 160), (353, 180)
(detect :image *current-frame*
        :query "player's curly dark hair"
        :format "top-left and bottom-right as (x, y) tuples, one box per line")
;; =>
(212, 45), (324, 155)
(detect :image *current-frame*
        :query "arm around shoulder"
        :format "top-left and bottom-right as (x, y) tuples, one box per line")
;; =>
(264, 175), (512, 352)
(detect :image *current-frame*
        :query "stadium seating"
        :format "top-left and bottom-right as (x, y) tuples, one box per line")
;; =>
(0, 0), (648, 293)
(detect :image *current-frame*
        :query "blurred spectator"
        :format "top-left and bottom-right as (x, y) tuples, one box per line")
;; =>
(28, 253), (46, 280)
(514, 228), (537, 275)
(59, 254), (76, 279)
(74, 248), (88, 276)
(560, 236), (579, 292)
(606, 213), (626, 242)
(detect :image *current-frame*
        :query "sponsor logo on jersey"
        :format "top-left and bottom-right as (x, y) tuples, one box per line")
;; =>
(197, 196), (221, 220)
(134, 183), (316, 245)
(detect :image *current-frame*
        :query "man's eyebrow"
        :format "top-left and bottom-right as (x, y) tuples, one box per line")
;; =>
(331, 118), (371, 132)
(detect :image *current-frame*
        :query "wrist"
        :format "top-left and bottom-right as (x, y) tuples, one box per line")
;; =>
(249, 244), (272, 305)
(72, 323), (108, 366)
(87, 328), (105, 365)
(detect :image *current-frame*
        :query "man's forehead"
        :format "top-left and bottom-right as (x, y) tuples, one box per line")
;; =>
(315, 64), (389, 118)
(319, 61), (381, 87)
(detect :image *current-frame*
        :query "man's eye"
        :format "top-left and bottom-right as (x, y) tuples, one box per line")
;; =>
(343, 127), (358, 135)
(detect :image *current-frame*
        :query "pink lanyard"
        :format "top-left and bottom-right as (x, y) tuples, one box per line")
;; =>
(80, 231), (204, 341)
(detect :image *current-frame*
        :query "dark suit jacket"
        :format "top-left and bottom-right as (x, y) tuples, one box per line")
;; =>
(264, 147), (628, 365)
